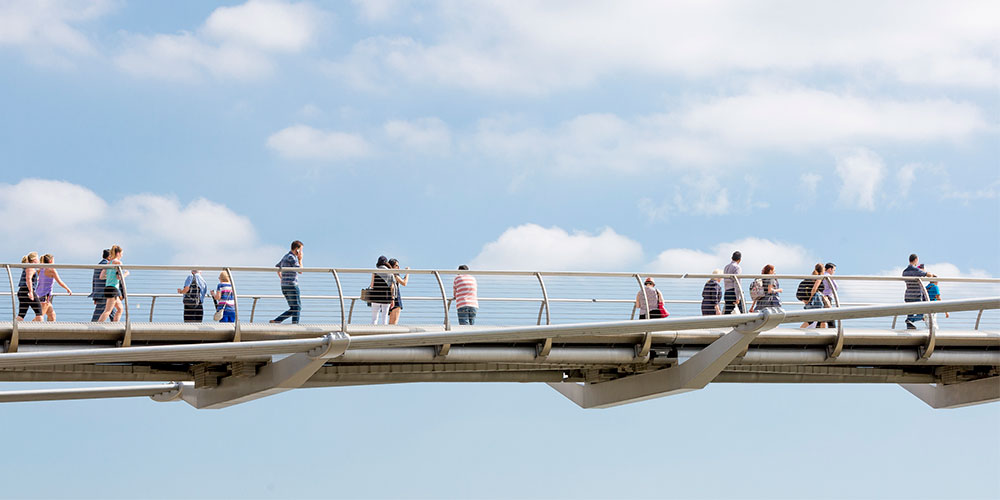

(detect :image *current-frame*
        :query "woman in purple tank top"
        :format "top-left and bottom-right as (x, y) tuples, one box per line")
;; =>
(35, 253), (72, 321)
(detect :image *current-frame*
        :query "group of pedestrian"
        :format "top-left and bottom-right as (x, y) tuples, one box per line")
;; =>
(16, 251), (73, 322)
(686, 251), (941, 329)
(12, 242), (941, 331)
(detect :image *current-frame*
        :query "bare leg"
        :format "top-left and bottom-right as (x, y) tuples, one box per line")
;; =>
(97, 298), (117, 322)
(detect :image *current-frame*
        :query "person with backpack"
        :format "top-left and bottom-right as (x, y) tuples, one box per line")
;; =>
(797, 263), (826, 328)
(177, 269), (209, 323)
(751, 264), (782, 311)
(369, 255), (395, 325)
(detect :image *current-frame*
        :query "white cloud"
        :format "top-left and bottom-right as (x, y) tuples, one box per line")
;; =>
(352, 0), (405, 22)
(472, 113), (724, 172)
(469, 224), (643, 271)
(469, 88), (986, 174)
(835, 148), (885, 211)
(384, 117), (451, 155)
(801, 173), (822, 195)
(203, 0), (318, 52)
(337, 1), (1000, 94)
(679, 88), (987, 149)
(0, 0), (112, 67)
(648, 238), (817, 275)
(266, 124), (372, 161)
(0, 179), (281, 265)
(115, 0), (322, 82)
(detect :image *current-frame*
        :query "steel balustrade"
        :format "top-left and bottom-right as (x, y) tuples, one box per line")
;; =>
(5, 265), (17, 353)
(0, 263), (996, 334)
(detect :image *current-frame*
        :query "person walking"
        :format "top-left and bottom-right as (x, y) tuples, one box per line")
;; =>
(211, 270), (236, 323)
(453, 265), (479, 325)
(271, 240), (303, 324)
(755, 264), (783, 310)
(701, 269), (724, 316)
(387, 258), (409, 325)
(89, 249), (114, 322)
(723, 251), (745, 314)
(177, 269), (209, 323)
(35, 254), (72, 321)
(97, 245), (128, 322)
(635, 277), (664, 319)
(902, 254), (935, 329)
(369, 256), (394, 325)
(16, 252), (42, 322)
(798, 263), (825, 328)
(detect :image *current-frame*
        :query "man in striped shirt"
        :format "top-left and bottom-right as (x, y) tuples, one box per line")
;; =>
(453, 265), (479, 325)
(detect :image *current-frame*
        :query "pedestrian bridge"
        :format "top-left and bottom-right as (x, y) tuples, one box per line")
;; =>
(1, 263), (997, 410)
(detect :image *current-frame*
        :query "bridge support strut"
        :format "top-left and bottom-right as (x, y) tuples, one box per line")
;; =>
(548, 309), (786, 408)
(167, 332), (350, 409)
(900, 376), (1000, 409)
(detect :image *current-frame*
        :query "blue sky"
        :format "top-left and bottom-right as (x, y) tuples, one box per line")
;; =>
(1, 1), (999, 497)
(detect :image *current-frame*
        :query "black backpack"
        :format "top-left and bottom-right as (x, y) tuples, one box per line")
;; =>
(796, 279), (814, 302)
(183, 277), (202, 306)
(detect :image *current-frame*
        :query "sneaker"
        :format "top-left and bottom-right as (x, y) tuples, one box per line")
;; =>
(905, 320), (916, 330)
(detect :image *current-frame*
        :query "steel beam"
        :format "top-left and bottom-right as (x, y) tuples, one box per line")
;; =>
(900, 377), (1000, 409)
(175, 332), (350, 409)
(0, 383), (182, 403)
(548, 309), (786, 408)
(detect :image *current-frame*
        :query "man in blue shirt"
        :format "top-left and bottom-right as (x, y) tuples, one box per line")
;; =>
(177, 270), (209, 323)
(271, 240), (304, 324)
(89, 249), (112, 322)
(902, 254), (936, 329)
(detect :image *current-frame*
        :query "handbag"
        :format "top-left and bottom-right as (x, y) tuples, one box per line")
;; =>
(213, 306), (225, 321)
(657, 300), (669, 318)
(360, 287), (372, 304)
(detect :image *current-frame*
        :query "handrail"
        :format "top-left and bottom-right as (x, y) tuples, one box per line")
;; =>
(826, 275), (845, 359)
(331, 270), (346, 333)
(118, 265), (131, 347)
(432, 271), (450, 331)
(919, 278), (936, 359)
(5, 265), (18, 353)
(226, 267), (240, 342)
(2, 262), (996, 284)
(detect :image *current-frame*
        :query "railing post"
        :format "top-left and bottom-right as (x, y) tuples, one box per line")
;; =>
(535, 272), (552, 357)
(119, 265), (131, 347)
(975, 310), (983, 330)
(5, 265), (18, 353)
(331, 269), (346, 333)
(348, 298), (356, 324)
(250, 297), (259, 323)
(535, 273), (551, 325)
(734, 277), (747, 314)
(918, 278), (936, 360)
(432, 271), (450, 331)
(826, 275), (845, 359)
(633, 274), (652, 359)
(226, 267), (240, 343)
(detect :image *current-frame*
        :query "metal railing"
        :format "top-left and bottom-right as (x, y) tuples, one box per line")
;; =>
(2, 263), (997, 352)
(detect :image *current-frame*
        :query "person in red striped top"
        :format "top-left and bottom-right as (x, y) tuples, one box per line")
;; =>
(453, 265), (479, 325)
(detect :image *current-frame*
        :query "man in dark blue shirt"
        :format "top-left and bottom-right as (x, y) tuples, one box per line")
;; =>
(89, 249), (110, 322)
(902, 253), (936, 329)
(271, 240), (304, 324)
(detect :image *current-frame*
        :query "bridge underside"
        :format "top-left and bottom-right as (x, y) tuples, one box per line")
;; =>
(1, 304), (998, 410)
